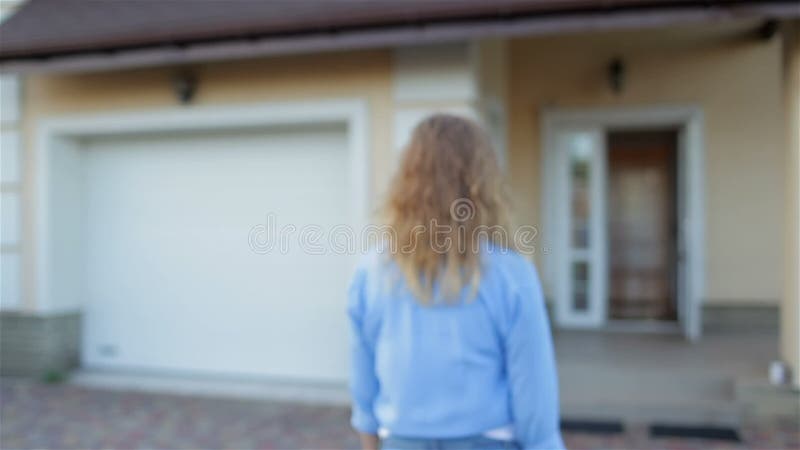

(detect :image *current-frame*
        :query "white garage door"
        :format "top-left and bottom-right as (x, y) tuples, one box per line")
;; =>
(82, 124), (355, 382)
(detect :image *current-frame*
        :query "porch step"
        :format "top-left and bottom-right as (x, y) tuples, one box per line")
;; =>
(560, 401), (742, 428)
(558, 361), (743, 426)
(735, 378), (800, 421)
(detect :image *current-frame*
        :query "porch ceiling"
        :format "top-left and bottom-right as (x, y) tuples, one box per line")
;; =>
(0, 0), (797, 74)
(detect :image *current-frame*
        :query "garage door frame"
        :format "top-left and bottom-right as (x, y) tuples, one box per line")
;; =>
(34, 98), (370, 313)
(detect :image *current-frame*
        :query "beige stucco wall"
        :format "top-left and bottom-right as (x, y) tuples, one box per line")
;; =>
(19, 50), (394, 310)
(508, 22), (785, 306)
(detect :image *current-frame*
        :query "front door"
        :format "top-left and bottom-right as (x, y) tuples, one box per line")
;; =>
(546, 115), (696, 335)
(607, 130), (678, 322)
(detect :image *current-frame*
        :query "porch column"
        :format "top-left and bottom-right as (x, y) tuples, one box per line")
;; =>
(390, 40), (508, 169)
(783, 20), (800, 388)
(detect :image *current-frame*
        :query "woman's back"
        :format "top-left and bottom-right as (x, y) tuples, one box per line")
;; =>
(347, 114), (563, 450)
(349, 247), (563, 449)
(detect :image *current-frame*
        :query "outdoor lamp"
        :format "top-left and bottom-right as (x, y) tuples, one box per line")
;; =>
(172, 70), (198, 104)
(608, 57), (625, 95)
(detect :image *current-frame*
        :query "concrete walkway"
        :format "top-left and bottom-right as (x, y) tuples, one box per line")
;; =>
(2, 378), (798, 450)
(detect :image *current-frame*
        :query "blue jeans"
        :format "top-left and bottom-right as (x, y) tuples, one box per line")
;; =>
(381, 435), (520, 450)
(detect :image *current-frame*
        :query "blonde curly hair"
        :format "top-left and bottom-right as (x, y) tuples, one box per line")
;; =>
(384, 114), (513, 303)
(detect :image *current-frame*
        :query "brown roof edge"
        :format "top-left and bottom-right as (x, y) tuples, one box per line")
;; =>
(0, 0), (732, 58)
(1, 1), (797, 75)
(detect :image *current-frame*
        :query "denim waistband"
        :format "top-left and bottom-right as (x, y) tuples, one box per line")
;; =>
(381, 434), (520, 450)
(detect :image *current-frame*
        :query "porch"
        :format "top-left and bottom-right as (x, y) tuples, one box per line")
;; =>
(554, 329), (790, 425)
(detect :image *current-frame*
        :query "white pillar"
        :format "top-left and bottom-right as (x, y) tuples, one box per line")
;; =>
(391, 40), (508, 167)
(782, 20), (800, 388)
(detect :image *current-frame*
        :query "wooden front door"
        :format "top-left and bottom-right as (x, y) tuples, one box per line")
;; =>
(607, 130), (678, 321)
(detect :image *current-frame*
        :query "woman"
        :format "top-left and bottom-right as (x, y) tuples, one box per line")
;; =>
(348, 114), (563, 450)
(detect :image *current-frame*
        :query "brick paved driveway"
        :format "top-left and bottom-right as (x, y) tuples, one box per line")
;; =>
(1, 379), (797, 449)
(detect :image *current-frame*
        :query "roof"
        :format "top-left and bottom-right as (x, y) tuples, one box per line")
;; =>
(0, 0), (797, 72)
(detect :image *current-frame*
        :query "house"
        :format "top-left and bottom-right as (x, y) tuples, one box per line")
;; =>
(0, 0), (798, 407)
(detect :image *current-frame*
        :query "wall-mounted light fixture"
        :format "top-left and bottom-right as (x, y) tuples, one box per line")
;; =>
(172, 70), (198, 105)
(757, 19), (778, 41)
(608, 57), (625, 95)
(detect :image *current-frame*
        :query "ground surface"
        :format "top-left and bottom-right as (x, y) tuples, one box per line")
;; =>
(1, 378), (797, 450)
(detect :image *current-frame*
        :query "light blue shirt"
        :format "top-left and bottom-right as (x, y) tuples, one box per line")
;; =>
(347, 247), (564, 450)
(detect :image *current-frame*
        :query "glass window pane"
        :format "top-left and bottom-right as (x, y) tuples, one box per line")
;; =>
(1, 252), (20, 309)
(569, 134), (593, 249)
(572, 261), (589, 311)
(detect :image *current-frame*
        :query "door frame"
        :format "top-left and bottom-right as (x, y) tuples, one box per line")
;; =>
(34, 98), (371, 314)
(541, 105), (705, 340)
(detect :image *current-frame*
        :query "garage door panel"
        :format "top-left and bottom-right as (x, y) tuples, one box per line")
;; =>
(83, 125), (354, 382)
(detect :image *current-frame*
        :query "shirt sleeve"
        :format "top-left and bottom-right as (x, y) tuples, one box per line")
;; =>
(347, 267), (380, 434)
(505, 263), (565, 450)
